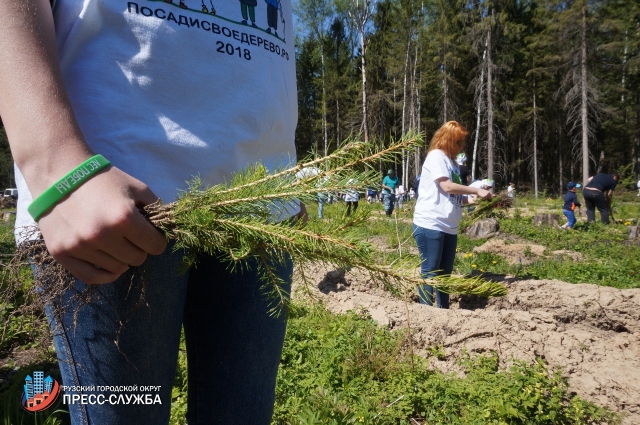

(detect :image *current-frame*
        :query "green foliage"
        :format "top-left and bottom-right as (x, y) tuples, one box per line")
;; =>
(269, 304), (618, 424)
(0, 221), (43, 352)
(0, 127), (15, 190)
(616, 163), (637, 191)
(499, 216), (640, 288)
(169, 334), (188, 425)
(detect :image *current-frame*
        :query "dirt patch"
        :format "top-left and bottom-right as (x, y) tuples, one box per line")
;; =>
(472, 238), (583, 264)
(293, 264), (640, 424)
(473, 238), (546, 265)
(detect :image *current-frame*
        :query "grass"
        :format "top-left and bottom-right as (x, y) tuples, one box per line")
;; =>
(272, 304), (618, 424)
(0, 194), (634, 424)
(340, 193), (640, 289)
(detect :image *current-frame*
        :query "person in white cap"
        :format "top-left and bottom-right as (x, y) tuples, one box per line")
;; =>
(469, 179), (494, 201)
(456, 153), (471, 185)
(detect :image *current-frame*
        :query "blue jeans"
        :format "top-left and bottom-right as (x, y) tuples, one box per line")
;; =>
(383, 193), (396, 215)
(42, 246), (292, 425)
(563, 209), (576, 228)
(318, 193), (327, 218)
(584, 190), (610, 224)
(412, 224), (457, 309)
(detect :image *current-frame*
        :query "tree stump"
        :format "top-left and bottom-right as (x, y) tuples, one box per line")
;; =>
(532, 213), (561, 227)
(466, 218), (500, 239)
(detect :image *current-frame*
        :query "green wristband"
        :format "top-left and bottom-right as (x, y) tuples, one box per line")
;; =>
(28, 155), (111, 221)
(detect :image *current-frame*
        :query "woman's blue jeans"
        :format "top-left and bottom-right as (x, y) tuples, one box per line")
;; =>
(42, 246), (292, 425)
(412, 224), (457, 309)
(383, 193), (396, 215)
(563, 209), (576, 228)
(318, 193), (327, 218)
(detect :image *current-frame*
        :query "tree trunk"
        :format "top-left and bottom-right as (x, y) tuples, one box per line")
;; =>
(414, 69), (422, 182)
(442, 62), (448, 123)
(320, 46), (328, 157)
(596, 151), (605, 174)
(472, 35), (488, 182)
(581, 5), (589, 185)
(622, 30), (627, 105)
(336, 98), (340, 147)
(558, 127), (563, 194)
(486, 10), (495, 180)
(360, 31), (368, 143)
(533, 77), (539, 201)
(401, 40), (409, 188)
(402, 35), (410, 137)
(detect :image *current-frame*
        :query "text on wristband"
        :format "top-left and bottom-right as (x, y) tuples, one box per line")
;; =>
(55, 158), (103, 194)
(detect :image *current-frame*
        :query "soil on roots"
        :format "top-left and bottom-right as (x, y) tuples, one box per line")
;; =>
(293, 264), (640, 424)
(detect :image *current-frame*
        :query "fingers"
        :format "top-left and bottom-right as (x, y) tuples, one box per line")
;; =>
(123, 209), (168, 256)
(37, 166), (168, 284)
(127, 181), (169, 255)
(57, 256), (126, 285)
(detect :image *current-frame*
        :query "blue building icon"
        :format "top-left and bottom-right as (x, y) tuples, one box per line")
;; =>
(24, 375), (33, 400)
(44, 376), (53, 394)
(33, 371), (44, 396)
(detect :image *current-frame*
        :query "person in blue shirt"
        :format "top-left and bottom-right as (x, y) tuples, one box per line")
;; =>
(382, 169), (399, 216)
(560, 182), (581, 229)
(413, 175), (421, 200)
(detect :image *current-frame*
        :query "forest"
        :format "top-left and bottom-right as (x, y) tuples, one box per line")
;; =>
(0, 0), (638, 197)
(293, 0), (640, 196)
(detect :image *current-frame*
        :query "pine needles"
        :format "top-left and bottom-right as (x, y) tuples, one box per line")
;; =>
(3, 133), (507, 325)
(460, 192), (514, 231)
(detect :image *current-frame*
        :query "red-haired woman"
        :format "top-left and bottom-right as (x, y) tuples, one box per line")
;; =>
(413, 121), (492, 308)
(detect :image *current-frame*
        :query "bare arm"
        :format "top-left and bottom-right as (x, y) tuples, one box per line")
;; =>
(0, 0), (166, 284)
(436, 177), (491, 199)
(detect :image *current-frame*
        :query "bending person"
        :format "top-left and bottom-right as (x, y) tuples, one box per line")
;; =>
(583, 173), (619, 224)
(412, 121), (491, 309)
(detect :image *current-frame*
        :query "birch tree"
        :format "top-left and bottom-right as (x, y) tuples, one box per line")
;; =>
(295, 0), (333, 156)
(338, 0), (374, 143)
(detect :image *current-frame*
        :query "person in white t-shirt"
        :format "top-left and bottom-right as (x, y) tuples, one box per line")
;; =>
(344, 179), (359, 216)
(395, 184), (406, 210)
(507, 182), (515, 198)
(469, 179), (494, 197)
(0, 1), (302, 424)
(637, 179), (640, 197)
(413, 121), (491, 309)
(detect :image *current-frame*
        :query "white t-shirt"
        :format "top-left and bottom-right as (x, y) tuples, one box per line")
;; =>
(469, 180), (484, 189)
(413, 149), (464, 235)
(344, 179), (359, 202)
(16, 0), (298, 240)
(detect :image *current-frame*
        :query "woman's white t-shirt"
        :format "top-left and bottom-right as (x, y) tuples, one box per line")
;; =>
(413, 149), (464, 235)
(15, 0), (298, 241)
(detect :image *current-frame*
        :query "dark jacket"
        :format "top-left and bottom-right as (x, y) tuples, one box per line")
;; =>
(563, 191), (581, 211)
(413, 176), (421, 199)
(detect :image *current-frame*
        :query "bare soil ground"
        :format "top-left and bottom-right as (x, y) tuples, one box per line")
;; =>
(293, 259), (640, 424)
